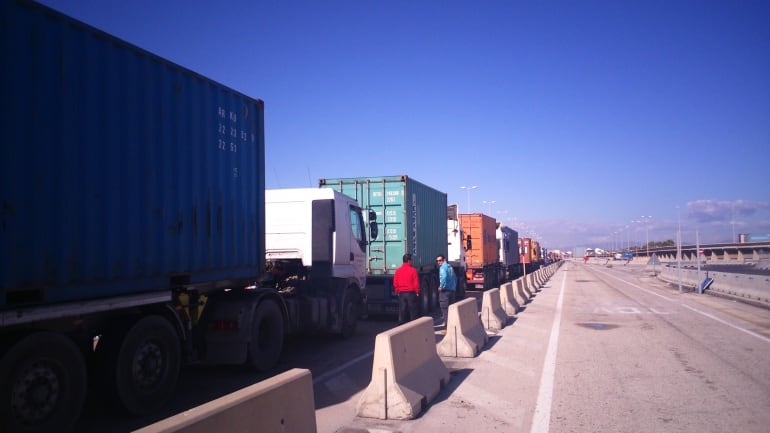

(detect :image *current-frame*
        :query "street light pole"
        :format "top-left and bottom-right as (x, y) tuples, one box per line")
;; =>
(640, 215), (652, 257)
(459, 185), (478, 213)
(676, 206), (682, 293)
(482, 200), (496, 216)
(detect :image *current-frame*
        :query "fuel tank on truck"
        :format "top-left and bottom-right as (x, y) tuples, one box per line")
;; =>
(0, 0), (266, 308)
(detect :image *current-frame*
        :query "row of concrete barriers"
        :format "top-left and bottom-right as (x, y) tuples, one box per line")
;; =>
(132, 262), (563, 433)
(355, 261), (563, 421)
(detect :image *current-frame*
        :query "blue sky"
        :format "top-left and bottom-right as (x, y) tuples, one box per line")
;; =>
(38, 0), (770, 251)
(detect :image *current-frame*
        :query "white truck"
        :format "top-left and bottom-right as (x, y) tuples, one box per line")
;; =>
(262, 188), (377, 338)
(447, 204), (468, 298)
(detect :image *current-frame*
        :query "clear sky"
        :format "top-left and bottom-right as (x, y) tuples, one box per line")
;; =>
(38, 0), (770, 252)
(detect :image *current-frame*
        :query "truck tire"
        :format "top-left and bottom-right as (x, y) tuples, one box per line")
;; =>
(429, 273), (440, 311)
(420, 275), (431, 315)
(114, 315), (181, 415)
(456, 273), (467, 300)
(339, 287), (359, 339)
(0, 332), (86, 433)
(248, 300), (284, 372)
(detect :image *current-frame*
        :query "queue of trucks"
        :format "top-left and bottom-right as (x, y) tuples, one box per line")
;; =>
(0, 2), (545, 432)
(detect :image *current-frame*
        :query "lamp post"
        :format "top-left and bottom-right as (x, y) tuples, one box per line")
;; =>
(640, 215), (652, 257)
(676, 206), (682, 293)
(459, 185), (477, 213)
(482, 200), (496, 216)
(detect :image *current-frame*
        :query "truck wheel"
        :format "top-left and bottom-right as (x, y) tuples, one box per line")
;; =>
(0, 332), (86, 433)
(429, 273), (440, 311)
(248, 300), (284, 372)
(339, 288), (359, 339)
(420, 275), (431, 315)
(115, 315), (181, 415)
(456, 274), (467, 300)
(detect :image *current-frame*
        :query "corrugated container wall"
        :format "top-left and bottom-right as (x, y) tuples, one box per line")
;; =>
(319, 175), (447, 274)
(459, 213), (498, 267)
(499, 225), (519, 266)
(519, 238), (532, 264)
(0, 0), (266, 307)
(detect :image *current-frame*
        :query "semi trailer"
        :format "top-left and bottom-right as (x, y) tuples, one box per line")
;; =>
(0, 2), (374, 431)
(319, 175), (447, 315)
(459, 213), (502, 290)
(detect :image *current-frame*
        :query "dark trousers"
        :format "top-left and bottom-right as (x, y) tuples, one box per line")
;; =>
(439, 290), (455, 324)
(398, 292), (419, 324)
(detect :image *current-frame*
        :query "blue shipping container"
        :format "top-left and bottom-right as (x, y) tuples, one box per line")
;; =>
(0, 0), (266, 307)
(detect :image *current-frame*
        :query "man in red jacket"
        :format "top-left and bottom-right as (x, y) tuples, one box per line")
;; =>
(394, 253), (420, 324)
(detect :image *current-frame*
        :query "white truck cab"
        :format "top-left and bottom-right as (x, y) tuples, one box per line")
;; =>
(265, 188), (370, 289)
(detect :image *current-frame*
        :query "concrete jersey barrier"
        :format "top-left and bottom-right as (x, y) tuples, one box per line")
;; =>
(133, 368), (316, 433)
(515, 277), (530, 304)
(499, 282), (520, 315)
(437, 298), (489, 357)
(480, 288), (507, 331)
(521, 275), (533, 298)
(528, 273), (540, 291)
(356, 316), (450, 420)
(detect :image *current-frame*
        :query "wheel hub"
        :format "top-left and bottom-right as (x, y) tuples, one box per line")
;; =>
(11, 362), (60, 424)
(133, 342), (163, 389)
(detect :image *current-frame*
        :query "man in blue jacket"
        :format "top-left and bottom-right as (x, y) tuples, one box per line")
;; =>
(436, 254), (456, 326)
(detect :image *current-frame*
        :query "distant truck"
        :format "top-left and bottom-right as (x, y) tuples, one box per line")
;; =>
(319, 175), (447, 315)
(738, 233), (770, 243)
(519, 237), (541, 274)
(614, 252), (634, 261)
(447, 204), (468, 299)
(460, 213), (502, 290)
(497, 224), (521, 281)
(0, 2), (374, 432)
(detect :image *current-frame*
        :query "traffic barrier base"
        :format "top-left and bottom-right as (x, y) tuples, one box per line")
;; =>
(356, 317), (449, 420)
(480, 288), (507, 331)
(437, 298), (488, 357)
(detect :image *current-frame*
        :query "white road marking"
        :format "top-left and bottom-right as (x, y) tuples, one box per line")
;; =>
(681, 303), (770, 344)
(592, 267), (770, 345)
(313, 350), (373, 386)
(530, 269), (567, 433)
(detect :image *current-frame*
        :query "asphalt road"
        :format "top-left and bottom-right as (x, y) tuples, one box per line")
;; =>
(548, 263), (770, 433)
(74, 262), (770, 432)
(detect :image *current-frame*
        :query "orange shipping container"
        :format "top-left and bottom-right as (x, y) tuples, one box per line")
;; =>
(459, 213), (499, 267)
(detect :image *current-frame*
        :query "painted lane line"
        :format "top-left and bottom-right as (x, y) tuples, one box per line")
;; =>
(681, 304), (770, 344)
(313, 350), (374, 385)
(591, 267), (674, 302)
(530, 268), (567, 433)
(593, 267), (770, 345)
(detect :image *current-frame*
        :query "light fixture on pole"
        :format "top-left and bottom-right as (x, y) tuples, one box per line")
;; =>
(640, 215), (652, 257)
(482, 200), (496, 216)
(676, 206), (682, 293)
(459, 185), (477, 213)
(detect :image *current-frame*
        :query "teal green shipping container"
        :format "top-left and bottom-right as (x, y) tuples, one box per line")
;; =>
(319, 175), (447, 314)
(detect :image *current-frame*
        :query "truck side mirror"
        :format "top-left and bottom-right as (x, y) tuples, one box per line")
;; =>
(368, 210), (378, 240)
(466, 235), (472, 251)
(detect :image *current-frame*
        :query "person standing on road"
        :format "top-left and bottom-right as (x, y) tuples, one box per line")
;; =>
(394, 253), (420, 324)
(436, 254), (456, 326)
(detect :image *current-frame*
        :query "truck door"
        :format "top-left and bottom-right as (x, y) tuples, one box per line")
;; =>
(346, 204), (368, 288)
